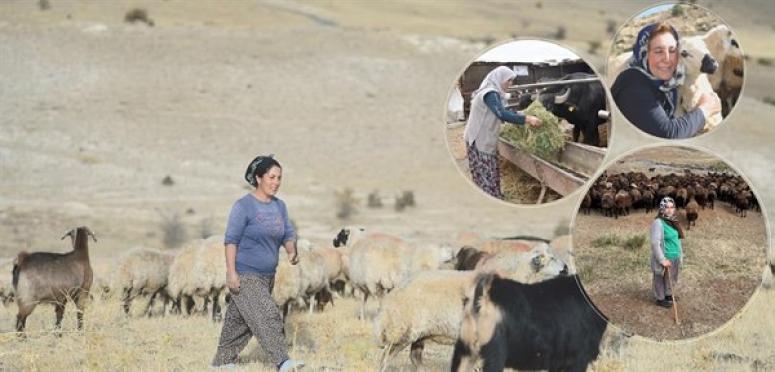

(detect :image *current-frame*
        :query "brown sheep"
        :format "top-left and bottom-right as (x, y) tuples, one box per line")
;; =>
(601, 191), (615, 218)
(685, 197), (699, 230)
(735, 191), (750, 217)
(614, 189), (632, 218)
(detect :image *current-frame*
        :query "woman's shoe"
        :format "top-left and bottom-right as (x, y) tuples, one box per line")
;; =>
(656, 299), (673, 308)
(279, 359), (305, 371)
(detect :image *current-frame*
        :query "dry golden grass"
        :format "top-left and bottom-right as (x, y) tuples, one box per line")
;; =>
(2, 284), (774, 371)
(0, 292), (454, 371)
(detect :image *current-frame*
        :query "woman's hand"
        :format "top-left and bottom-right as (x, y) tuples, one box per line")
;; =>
(697, 92), (721, 117)
(661, 259), (672, 267)
(525, 115), (542, 128)
(227, 270), (240, 295)
(289, 251), (300, 265)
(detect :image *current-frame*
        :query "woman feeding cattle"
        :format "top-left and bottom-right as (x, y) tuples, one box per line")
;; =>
(211, 154), (304, 371)
(464, 66), (542, 199)
(612, 22), (721, 139)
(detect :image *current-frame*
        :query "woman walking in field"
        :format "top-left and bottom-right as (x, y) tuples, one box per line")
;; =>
(464, 66), (542, 199)
(211, 154), (304, 371)
(650, 196), (684, 308)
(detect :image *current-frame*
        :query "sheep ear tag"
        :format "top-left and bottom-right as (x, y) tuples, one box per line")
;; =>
(569, 106), (576, 112)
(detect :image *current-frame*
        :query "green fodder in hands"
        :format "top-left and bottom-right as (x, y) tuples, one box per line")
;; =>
(501, 100), (565, 161)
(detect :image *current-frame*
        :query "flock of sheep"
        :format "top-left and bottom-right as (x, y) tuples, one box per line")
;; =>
(2, 223), (583, 368)
(608, 24), (744, 131)
(582, 170), (759, 225)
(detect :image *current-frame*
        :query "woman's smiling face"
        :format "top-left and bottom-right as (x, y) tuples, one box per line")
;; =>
(648, 31), (679, 81)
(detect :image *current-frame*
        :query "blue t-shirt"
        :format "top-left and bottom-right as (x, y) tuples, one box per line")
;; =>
(224, 194), (296, 275)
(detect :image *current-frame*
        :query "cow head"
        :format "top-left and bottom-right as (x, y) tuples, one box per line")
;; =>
(539, 85), (578, 114)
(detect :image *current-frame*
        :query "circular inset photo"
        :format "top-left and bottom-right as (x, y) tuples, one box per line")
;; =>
(607, 3), (744, 139)
(445, 40), (610, 205)
(573, 145), (767, 341)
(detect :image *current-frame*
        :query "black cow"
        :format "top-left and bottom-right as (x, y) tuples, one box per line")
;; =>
(538, 72), (608, 147)
(451, 274), (607, 372)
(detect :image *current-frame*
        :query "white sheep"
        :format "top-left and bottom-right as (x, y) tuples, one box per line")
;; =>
(688, 25), (742, 92)
(347, 233), (410, 320)
(0, 257), (15, 306)
(315, 246), (347, 298)
(375, 270), (475, 370)
(273, 247), (331, 315)
(90, 259), (114, 300)
(549, 234), (576, 274)
(675, 35), (723, 130)
(403, 242), (456, 275)
(375, 244), (567, 370)
(112, 247), (175, 317)
(475, 242), (568, 282)
(166, 240), (198, 315)
(166, 236), (227, 320)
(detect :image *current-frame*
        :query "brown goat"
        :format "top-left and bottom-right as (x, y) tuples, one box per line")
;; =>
(13, 226), (96, 333)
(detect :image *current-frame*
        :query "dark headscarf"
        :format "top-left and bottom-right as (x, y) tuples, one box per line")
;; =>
(657, 196), (685, 239)
(628, 22), (685, 117)
(244, 154), (280, 187)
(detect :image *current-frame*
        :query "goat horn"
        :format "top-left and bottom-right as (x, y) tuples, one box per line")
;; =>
(61, 230), (73, 240)
(86, 228), (98, 242)
(554, 88), (570, 104)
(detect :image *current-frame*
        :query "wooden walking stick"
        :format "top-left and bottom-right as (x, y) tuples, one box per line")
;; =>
(665, 266), (680, 325)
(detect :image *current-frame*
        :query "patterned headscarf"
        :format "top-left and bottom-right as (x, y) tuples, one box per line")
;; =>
(244, 154), (276, 187)
(628, 23), (685, 117)
(658, 196), (677, 220)
(472, 66), (517, 99)
(657, 196), (684, 239)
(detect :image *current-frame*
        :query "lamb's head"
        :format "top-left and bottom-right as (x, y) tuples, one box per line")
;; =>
(332, 226), (365, 248)
(680, 37), (718, 75)
(702, 24), (740, 63)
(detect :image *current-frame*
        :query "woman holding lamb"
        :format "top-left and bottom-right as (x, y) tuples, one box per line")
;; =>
(612, 22), (720, 139)
(211, 154), (304, 371)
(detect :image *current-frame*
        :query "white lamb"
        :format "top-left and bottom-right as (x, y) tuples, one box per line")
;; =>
(0, 257), (15, 306)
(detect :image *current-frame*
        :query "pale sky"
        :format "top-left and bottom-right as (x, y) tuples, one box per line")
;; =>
(475, 40), (582, 63)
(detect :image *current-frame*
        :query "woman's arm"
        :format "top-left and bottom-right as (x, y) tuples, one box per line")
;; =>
(483, 91), (526, 125)
(650, 219), (668, 265)
(224, 202), (247, 293)
(225, 243), (240, 292)
(613, 69), (705, 139)
(278, 200), (299, 265)
(283, 239), (299, 265)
